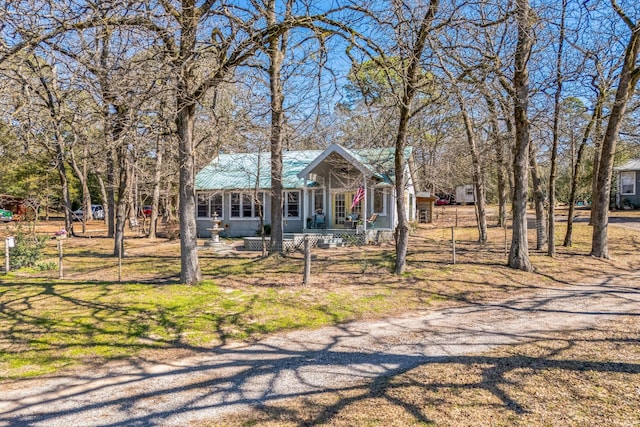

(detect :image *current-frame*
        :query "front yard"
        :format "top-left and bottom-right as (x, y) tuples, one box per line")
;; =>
(1, 208), (639, 425)
(2, 210), (638, 378)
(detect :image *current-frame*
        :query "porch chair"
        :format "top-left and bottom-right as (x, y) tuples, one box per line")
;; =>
(366, 213), (378, 228)
(313, 211), (326, 229)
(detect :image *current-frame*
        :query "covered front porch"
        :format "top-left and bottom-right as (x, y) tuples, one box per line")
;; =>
(297, 145), (396, 235)
(242, 228), (393, 251)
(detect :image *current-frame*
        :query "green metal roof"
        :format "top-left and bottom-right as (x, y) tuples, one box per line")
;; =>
(614, 159), (640, 171)
(195, 145), (412, 191)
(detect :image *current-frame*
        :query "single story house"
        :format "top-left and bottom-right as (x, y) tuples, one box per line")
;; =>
(195, 144), (417, 238)
(614, 159), (640, 209)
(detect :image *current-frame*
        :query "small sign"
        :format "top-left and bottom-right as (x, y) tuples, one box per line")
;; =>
(6, 237), (15, 248)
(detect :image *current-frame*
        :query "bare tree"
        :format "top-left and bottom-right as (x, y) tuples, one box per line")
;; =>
(7, 55), (77, 235)
(142, 1), (350, 282)
(436, 59), (489, 243)
(484, 93), (509, 228)
(265, 0), (290, 255)
(529, 140), (547, 251)
(591, 1), (640, 258)
(546, 0), (568, 257)
(564, 93), (603, 246)
(509, 0), (534, 272)
(387, 0), (440, 274)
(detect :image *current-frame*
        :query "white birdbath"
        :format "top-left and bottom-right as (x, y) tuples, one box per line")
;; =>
(205, 212), (222, 246)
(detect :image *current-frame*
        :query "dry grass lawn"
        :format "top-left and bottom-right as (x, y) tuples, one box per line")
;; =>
(1, 206), (639, 425)
(210, 316), (639, 426)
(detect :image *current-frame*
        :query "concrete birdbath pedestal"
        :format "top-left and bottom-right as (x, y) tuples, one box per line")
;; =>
(205, 212), (223, 247)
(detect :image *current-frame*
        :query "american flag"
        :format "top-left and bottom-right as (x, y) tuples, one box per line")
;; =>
(351, 186), (365, 209)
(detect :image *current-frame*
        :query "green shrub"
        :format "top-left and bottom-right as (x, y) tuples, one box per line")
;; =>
(35, 261), (57, 271)
(256, 223), (271, 236)
(9, 230), (47, 270)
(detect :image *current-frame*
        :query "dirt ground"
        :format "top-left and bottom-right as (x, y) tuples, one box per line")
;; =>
(1, 268), (638, 426)
(1, 205), (639, 426)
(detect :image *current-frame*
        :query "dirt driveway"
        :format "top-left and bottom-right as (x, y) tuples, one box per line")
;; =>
(1, 270), (638, 426)
(607, 214), (640, 231)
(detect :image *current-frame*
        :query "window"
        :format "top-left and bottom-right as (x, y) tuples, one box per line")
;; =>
(313, 189), (324, 213)
(231, 193), (241, 217)
(197, 195), (209, 218)
(212, 194), (223, 217)
(335, 193), (345, 225)
(373, 188), (386, 214)
(230, 192), (264, 218)
(242, 194), (253, 217)
(284, 191), (300, 217)
(197, 193), (223, 218)
(620, 171), (636, 195)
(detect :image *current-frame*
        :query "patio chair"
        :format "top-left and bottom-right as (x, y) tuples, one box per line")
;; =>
(313, 212), (326, 229)
(366, 213), (378, 228)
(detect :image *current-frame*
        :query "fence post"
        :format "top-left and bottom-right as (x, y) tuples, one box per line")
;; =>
(451, 226), (456, 265)
(58, 239), (64, 279)
(504, 222), (508, 256)
(4, 238), (9, 273)
(455, 207), (458, 228)
(118, 242), (122, 283)
(303, 236), (311, 285)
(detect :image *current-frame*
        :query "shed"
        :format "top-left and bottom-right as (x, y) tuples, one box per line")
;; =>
(416, 191), (436, 223)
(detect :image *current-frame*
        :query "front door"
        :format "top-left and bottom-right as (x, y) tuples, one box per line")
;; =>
(332, 191), (363, 228)
(333, 193), (346, 227)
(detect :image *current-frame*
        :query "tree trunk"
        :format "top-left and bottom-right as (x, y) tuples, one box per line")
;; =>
(394, 114), (410, 274)
(564, 94), (602, 246)
(55, 144), (74, 236)
(171, 0), (203, 284)
(394, 0), (439, 275)
(127, 164), (137, 230)
(458, 98), (487, 243)
(176, 101), (203, 284)
(547, 0), (567, 257)
(529, 143), (547, 250)
(96, 171), (108, 223)
(148, 136), (163, 240)
(98, 28), (116, 238)
(113, 125), (130, 258)
(267, 2), (285, 255)
(68, 146), (93, 221)
(485, 95), (507, 228)
(589, 118), (603, 226)
(564, 141), (586, 247)
(113, 177), (127, 260)
(591, 20), (640, 257)
(106, 146), (116, 237)
(509, 0), (533, 272)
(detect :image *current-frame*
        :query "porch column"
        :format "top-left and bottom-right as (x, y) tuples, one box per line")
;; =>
(326, 174), (330, 227)
(303, 178), (308, 230)
(363, 178), (367, 233)
(391, 187), (396, 231)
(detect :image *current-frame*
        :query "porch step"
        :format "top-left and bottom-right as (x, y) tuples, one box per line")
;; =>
(317, 237), (345, 249)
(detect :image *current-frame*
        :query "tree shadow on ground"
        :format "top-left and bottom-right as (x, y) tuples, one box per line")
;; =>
(1, 280), (639, 426)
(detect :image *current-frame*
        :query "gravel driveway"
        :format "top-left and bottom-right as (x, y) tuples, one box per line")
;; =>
(1, 269), (638, 427)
